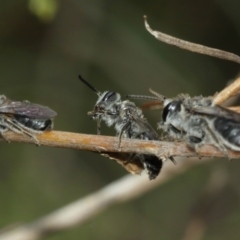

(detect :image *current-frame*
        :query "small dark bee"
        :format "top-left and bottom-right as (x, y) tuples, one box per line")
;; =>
(79, 75), (162, 180)
(128, 89), (240, 155)
(0, 95), (57, 143)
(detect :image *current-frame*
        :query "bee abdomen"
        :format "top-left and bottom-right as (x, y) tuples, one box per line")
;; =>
(141, 155), (162, 180)
(15, 116), (53, 131)
(214, 118), (240, 147)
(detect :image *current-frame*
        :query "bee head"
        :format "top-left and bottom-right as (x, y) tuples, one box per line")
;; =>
(95, 91), (121, 112)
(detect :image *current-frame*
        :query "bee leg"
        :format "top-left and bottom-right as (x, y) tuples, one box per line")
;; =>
(207, 130), (229, 159)
(16, 128), (40, 145)
(193, 145), (202, 159)
(205, 124), (230, 159)
(0, 121), (10, 142)
(1, 134), (9, 142)
(118, 133), (123, 148)
(159, 150), (177, 165)
(169, 156), (177, 165)
(97, 118), (101, 135)
(213, 143), (229, 160)
(4, 118), (40, 145)
(0, 132), (10, 143)
(186, 135), (203, 159)
(157, 121), (164, 130)
(23, 132), (40, 146)
(118, 122), (131, 148)
(25, 132), (40, 146)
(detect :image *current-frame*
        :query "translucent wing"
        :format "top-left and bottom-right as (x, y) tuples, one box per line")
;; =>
(0, 100), (57, 119)
(132, 116), (159, 140)
(192, 105), (240, 150)
(192, 105), (240, 122)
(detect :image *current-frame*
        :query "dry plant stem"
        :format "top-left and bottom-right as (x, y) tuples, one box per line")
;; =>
(2, 130), (240, 159)
(228, 106), (240, 113)
(144, 16), (240, 65)
(0, 159), (206, 240)
(144, 16), (240, 105)
(213, 77), (240, 105)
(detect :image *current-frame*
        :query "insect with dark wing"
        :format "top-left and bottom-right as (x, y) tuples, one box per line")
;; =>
(128, 89), (240, 156)
(0, 95), (57, 143)
(79, 75), (162, 180)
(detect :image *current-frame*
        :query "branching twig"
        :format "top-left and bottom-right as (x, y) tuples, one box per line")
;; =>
(144, 15), (240, 65)
(144, 16), (240, 105)
(213, 76), (240, 105)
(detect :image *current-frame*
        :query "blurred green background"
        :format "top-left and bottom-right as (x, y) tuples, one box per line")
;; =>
(1, 0), (240, 239)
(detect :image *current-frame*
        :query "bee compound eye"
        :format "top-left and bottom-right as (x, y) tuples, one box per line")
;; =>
(162, 103), (171, 122)
(169, 101), (182, 112)
(102, 92), (117, 102)
(162, 101), (182, 122)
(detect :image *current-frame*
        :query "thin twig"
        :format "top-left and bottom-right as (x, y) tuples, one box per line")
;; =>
(227, 106), (240, 113)
(0, 158), (208, 240)
(144, 16), (240, 105)
(144, 15), (240, 65)
(213, 76), (240, 105)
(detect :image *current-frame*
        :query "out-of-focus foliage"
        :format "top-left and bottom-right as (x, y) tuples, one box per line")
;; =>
(1, 0), (240, 239)
(28, 0), (58, 23)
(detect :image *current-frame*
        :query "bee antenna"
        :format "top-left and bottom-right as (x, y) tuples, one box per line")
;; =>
(149, 88), (166, 101)
(78, 75), (101, 96)
(126, 94), (161, 101)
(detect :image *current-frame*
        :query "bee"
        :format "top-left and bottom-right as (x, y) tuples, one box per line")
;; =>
(128, 89), (240, 155)
(79, 75), (162, 180)
(0, 95), (57, 143)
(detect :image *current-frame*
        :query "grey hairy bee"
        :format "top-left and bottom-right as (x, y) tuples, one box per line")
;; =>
(79, 75), (162, 180)
(128, 89), (240, 155)
(0, 95), (57, 143)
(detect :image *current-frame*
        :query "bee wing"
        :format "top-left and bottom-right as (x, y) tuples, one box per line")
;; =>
(0, 101), (57, 119)
(192, 105), (240, 151)
(133, 117), (159, 140)
(192, 105), (240, 122)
